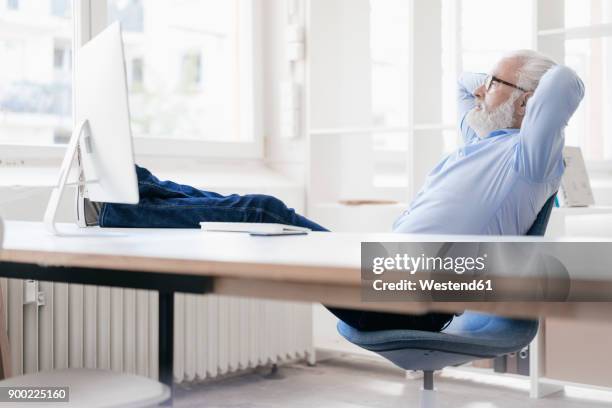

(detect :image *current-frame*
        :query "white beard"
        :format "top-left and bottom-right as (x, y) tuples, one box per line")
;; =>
(466, 94), (518, 138)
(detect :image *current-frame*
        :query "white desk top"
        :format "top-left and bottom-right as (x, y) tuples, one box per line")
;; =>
(3, 221), (363, 268)
(0, 221), (555, 262)
(552, 206), (612, 215)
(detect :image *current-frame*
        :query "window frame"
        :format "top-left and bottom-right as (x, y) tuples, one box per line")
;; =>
(534, 0), (612, 169)
(0, 0), (263, 161)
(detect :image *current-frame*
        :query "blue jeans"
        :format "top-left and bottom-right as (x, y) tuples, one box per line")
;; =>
(100, 165), (454, 332)
(100, 165), (328, 230)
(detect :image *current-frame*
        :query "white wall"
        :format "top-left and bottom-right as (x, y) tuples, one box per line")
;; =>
(308, 0), (372, 130)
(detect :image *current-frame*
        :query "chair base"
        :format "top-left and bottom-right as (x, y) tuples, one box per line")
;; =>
(380, 348), (489, 372)
(420, 388), (436, 408)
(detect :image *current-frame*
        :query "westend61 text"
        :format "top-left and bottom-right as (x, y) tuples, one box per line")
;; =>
(372, 279), (493, 292)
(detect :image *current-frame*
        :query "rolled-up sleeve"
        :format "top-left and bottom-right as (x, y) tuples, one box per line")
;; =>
(516, 65), (585, 182)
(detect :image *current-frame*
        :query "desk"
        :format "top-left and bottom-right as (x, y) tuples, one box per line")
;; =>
(1, 221), (612, 405)
(546, 206), (612, 237)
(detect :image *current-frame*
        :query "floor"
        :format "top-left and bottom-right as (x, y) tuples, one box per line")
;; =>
(174, 354), (612, 408)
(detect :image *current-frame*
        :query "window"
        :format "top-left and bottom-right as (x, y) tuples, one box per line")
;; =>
(443, 0), (612, 164)
(459, 0), (533, 73)
(441, 0), (534, 153)
(51, 0), (71, 17)
(565, 0), (612, 27)
(53, 48), (64, 69)
(369, 0), (410, 189)
(308, 1), (610, 212)
(106, 0), (259, 156)
(53, 43), (71, 73)
(368, 0), (538, 193)
(0, 0), (259, 158)
(561, 0), (612, 161)
(108, 0), (143, 32)
(0, 0), (72, 145)
(7, 0), (18, 11)
(130, 57), (144, 90)
(181, 53), (202, 89)
(370, 0), (410, 129)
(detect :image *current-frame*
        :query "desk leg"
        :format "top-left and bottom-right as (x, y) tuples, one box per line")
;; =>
(159, 291), (174, 406)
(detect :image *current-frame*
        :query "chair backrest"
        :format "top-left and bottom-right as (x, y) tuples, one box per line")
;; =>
(525, 193), (557, 236)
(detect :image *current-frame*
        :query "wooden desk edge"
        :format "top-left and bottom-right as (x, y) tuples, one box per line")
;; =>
(3, 250), (612, 323)
(215, 277), (612, 323)
(0, 249), (361, 286)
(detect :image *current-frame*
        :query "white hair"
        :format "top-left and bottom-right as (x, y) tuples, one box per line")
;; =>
(503, 49), (557, 92)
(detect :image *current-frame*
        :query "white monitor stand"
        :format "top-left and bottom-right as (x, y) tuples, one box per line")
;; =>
(43, 120), (96, 235)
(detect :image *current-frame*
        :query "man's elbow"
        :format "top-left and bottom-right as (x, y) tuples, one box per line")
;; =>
(561, 65), (585, 100)
(545, 65), (585, 102)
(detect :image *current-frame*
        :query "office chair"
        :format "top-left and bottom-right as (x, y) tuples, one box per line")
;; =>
(337, 193), (557, 408)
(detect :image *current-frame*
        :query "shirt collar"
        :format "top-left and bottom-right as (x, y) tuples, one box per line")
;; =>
(485, 128), (519, 139)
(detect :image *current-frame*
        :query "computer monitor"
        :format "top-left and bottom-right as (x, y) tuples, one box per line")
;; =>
(44, 22), (139, 235)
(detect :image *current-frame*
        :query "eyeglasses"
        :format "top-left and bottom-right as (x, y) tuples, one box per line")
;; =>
(485, 75), (528, 93)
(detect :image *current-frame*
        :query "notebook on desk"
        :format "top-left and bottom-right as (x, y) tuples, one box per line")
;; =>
(200, 222), (310, 236)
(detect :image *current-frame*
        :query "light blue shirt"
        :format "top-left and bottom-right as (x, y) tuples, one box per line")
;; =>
(393, 65), (585, 235)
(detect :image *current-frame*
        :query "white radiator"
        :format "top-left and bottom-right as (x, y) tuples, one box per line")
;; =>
(0, 278), (314, 382)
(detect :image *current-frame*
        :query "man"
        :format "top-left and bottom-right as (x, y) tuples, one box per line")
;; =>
(85, 49), (584, 332)
(393, 50), (583, 236)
